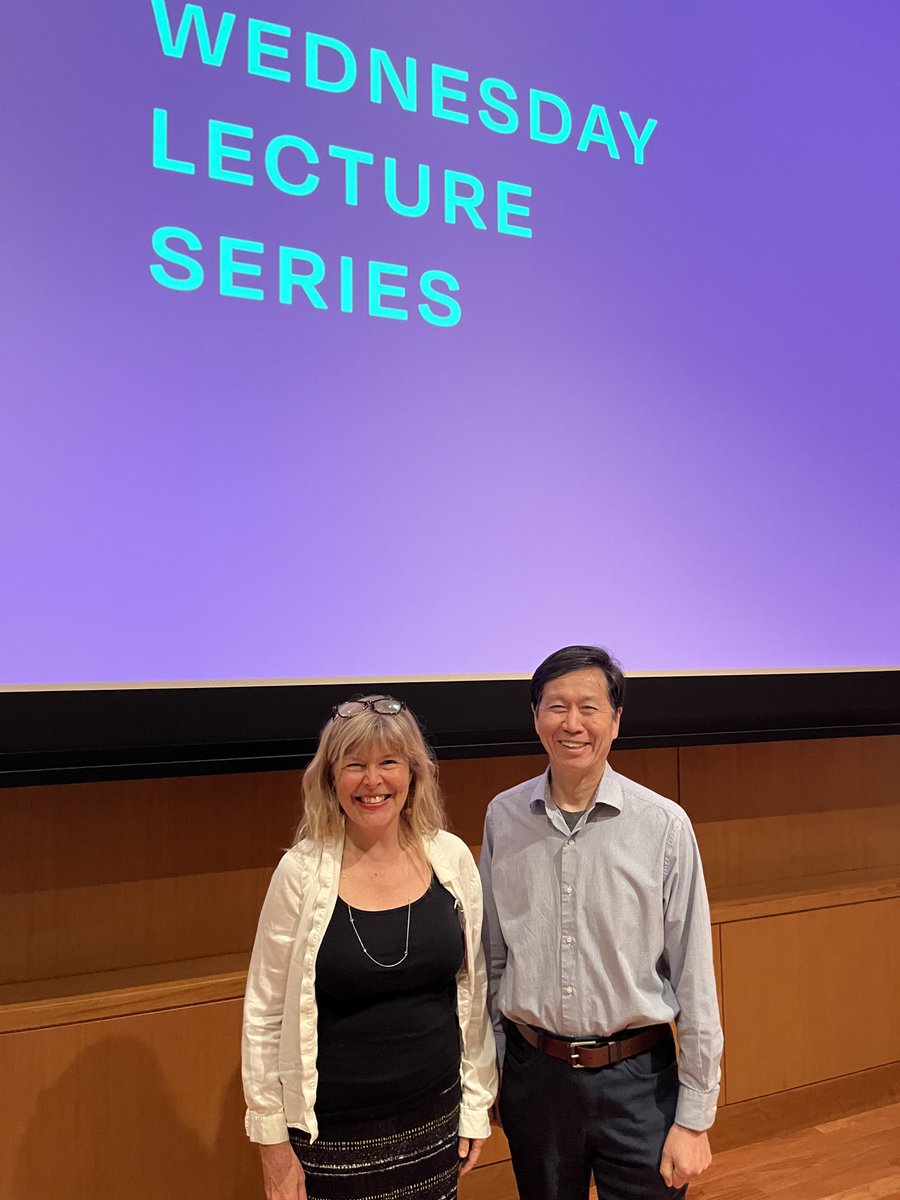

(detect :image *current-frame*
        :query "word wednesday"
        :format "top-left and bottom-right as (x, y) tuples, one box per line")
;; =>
(150, 1), (659, 164)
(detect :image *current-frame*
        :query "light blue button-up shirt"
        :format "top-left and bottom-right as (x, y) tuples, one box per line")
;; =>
(480, 765), (723, 1130)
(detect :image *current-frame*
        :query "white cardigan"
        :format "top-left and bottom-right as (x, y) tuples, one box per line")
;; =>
(242, 830), (498, 1144)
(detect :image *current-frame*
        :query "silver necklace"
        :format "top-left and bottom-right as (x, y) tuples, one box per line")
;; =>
(346, 856), (412, 969)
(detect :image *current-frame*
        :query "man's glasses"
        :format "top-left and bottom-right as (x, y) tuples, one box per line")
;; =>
(332, 698), (406, 719)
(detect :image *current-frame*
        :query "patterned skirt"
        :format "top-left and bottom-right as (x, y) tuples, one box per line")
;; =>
(288, 1078), (461, 1200)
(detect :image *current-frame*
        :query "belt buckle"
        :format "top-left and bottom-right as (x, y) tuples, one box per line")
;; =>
(568, 1039), (599, 1068)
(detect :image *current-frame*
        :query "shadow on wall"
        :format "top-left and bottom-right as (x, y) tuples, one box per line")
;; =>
(10, 1037), (258, 1200)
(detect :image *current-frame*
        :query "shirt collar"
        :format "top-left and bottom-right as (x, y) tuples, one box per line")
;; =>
(529, 764), (624, 817)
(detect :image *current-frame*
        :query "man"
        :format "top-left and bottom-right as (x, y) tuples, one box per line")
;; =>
(480, 646), (723, 1200)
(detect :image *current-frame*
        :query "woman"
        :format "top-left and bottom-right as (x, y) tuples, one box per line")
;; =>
(242, 695), (497, 1200)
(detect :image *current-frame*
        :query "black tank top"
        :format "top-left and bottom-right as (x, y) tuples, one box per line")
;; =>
(314, 874), (465, 1123)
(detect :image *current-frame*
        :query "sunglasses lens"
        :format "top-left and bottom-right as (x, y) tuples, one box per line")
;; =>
(335, 701), (366, 718)
(373, 699), (403, 714)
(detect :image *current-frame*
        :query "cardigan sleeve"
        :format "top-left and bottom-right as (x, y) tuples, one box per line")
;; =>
(242, 847), (309, 1143)
(454, 839), (499, 1138)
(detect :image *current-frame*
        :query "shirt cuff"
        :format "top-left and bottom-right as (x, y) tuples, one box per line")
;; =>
(245, 1108), (290, 1144)
(674, 1084), (719, 1131)
(458, 1103), (492, 1140)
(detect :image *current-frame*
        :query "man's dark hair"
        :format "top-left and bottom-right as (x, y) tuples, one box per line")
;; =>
(530, 645), (626, 712)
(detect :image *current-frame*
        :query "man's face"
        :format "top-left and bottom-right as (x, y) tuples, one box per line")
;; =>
(533, 668), (622, 780)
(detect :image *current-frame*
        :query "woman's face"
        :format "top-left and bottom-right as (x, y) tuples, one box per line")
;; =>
(334, 743), (412, 838)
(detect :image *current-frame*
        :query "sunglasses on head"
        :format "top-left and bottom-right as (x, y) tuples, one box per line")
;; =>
(332, 697), (406, 719)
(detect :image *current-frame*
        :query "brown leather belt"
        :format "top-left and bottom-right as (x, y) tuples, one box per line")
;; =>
(514, 1021), (671, 1069)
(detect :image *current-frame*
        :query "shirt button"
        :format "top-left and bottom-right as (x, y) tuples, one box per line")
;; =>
(563, 935), (573, 945)
(567, 838), (576, 847)
(563, 986), (573, 996)
(564, 885), (573, 895)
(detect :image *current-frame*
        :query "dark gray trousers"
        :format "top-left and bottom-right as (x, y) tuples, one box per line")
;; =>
(499, 1022), (687, 1200)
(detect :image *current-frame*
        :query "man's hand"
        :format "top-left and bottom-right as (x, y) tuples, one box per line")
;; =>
(659, 1124), (711, 1189)
(457, 1136), (486, 1177)
(259, 1141), (307, 1200)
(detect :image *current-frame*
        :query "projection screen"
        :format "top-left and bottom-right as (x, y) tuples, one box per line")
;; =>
(2, 2), (898, 780)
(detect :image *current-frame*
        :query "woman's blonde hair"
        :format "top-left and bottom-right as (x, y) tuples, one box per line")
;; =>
(294, 696), (446, 846)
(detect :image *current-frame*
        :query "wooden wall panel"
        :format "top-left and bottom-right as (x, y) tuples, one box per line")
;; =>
(711, 1060), (900, 1152)
(473, 1126), (510, 1167)
(1, 733), (896, 1200)
(0, 748), (676, 984)
(695, 805), (900, 892)
(0, 770), (303, 986)
(609, 747), (680, 804)
(1, 868), (269, 985)
(441, 755), (546, 846)
(720, 898), (900, 1103)
(711, 924), (725, 1105)
(0, 770), (301, 892)
(0, 998), (259, 1200)
(679, 735), (900, 824)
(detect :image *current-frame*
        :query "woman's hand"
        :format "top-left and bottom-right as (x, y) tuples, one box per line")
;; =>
(457, 1136), (486, 1178)
(259, 1141), (307, 1200)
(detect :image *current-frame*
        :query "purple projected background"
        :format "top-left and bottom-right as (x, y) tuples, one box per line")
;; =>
(2, 1), (898, 685)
